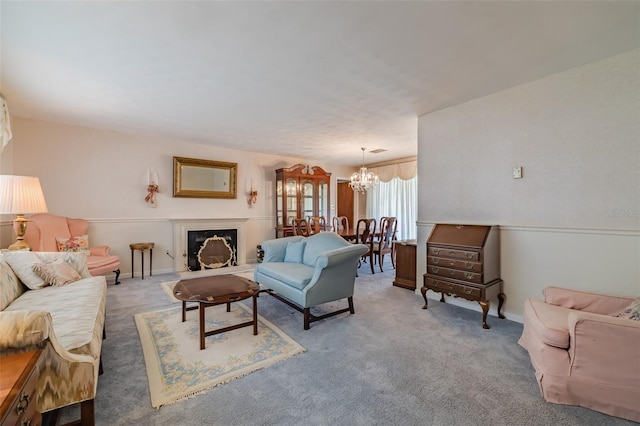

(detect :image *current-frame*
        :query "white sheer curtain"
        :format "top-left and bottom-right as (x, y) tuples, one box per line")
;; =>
(366, 176), (417, 240)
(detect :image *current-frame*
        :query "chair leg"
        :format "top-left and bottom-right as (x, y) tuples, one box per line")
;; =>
(379, 252), (384, 272)
(303, 308), (311, 330)
(114, 269), (121, 285)
(370, 251), (375, 274)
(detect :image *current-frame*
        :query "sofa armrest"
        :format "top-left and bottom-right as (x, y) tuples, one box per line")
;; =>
(303, 244), (368, 302)
(313, 244), (369, 271)
(0, 310), (52, 348)
(90, 245), (111, 256)
(261, 236), (305, 262)
(0, 309), (97, 365)
(544, 286), (634, 315)
(568, 310), (640, 389)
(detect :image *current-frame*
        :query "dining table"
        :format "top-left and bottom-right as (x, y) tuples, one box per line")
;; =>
(335, 228), (380, 242)
(335, 228), (358, 241)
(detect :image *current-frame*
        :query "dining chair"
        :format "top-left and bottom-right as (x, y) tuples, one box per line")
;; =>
(355, 218), (377, 274)
(292, 218), (311, 237)
(332, 216), (349, 233)
(309, 216), (327, 233)
(373, 216), (397, 272)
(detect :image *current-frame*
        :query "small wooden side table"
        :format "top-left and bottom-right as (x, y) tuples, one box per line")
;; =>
(393, 239), (417, 290)
(130, 242), (154, 279)
(0, 350), (42, 426)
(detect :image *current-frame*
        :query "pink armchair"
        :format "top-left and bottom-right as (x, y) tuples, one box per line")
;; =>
(518, 286), (640, 422)
(23, 213), (121, 284)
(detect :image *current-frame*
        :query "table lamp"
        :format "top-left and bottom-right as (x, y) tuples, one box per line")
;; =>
(0, 175), (48, 250)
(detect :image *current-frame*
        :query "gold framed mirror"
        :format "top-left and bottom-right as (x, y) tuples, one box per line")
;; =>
(173, 156), (238, 199)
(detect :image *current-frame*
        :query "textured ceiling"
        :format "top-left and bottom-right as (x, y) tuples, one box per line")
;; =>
(1, 1), (638, 166)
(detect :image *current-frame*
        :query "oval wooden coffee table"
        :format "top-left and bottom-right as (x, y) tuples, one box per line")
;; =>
(173, 275), (259, 350)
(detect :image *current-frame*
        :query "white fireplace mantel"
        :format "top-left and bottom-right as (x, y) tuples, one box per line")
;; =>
(170, 218), (249, 276)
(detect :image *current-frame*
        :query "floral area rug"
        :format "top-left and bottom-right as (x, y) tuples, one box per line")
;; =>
(134, 302), (305, 408)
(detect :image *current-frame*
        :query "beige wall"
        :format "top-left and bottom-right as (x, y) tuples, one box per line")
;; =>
(417, 50), (640, 321)
(0, 118), (355, 279)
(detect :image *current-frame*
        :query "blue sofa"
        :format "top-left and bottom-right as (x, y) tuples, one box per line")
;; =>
(254, 232), (368, 329)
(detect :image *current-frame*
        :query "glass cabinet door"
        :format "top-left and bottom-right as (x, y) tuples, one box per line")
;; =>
(301, 180), (315, 219)
(285, 178), (298, 226)
(276, 180), (284, 226)
(318, 180), (329, 219)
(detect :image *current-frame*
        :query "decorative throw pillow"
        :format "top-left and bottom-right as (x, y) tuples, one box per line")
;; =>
(56, 235), (90, 252)
(2, 250), (48, 289)
(32, 259), (82, 287)
(35, 252), (91, 279)
(284, 240), (306, 263)
(617, 297), (640, 321)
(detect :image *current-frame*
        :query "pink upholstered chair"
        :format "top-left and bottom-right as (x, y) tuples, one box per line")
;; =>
(519, 286), (640, 422)
(24, 213), (121, 284)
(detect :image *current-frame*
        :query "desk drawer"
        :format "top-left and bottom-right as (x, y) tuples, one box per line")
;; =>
(428, 246), (479, 261)
(426, 265), (482, 284)
(424, 276), (482, 299)
(427, 256), (481, 272)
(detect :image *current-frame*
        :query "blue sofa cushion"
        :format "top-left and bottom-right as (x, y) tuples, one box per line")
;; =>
(284, 240), (306, 263)
(257, 262), (314, 290)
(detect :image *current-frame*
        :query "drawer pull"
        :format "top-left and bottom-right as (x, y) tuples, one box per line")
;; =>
(432, 267), (440, 274)
(465, 262), (473, 269)
(465, 273), (474, 280)
(22, 421), (32, 426)
(16, 393), (29, 415)
(456, 225), (464, 230)
(449, 261), (455, 266)
(448, 250), (454, 255)
(432, 248), (440, 255)
(465, 288), (473, 294)
(432, 258), (440, 265)
(450, 270), (456, 276)
(465, 253), (473, 259)
(448, 284), (454, 289)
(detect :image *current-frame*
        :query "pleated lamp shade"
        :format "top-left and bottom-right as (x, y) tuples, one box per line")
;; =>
(0, 175), (48, 250)
(0, 175), (48, 214)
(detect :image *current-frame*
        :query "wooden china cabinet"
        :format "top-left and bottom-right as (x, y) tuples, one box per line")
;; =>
(275, 164), (331, 238)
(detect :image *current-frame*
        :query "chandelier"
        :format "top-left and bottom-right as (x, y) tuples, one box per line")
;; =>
(349, 147), (379, 193)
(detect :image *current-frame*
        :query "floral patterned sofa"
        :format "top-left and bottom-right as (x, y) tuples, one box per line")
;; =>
(0, 250), (106, 426)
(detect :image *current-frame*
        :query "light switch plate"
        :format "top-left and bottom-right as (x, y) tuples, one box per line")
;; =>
(512, 166), (523, 179)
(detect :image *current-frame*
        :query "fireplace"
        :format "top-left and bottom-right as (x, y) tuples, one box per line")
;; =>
(187, 229), (237, 271)
(170, 218), (250, 277)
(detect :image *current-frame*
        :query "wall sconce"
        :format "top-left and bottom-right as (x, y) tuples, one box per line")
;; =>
(248, 188), (258, 205)
(1, 94), (13, 153)
(145, 169), (159, 208)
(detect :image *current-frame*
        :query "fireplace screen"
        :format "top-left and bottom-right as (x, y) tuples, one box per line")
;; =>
(187, 229), (238, 271)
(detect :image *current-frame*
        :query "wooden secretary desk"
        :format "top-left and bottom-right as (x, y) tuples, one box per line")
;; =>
(275, 164), (331, 238)
(421, 223), (505, 329)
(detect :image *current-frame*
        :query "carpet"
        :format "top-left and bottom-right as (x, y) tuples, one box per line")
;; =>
(134, 302), (305, 408)
(160, 271), (256, 303)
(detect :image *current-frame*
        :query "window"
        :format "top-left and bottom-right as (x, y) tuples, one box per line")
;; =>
(366, 175), (417, 240)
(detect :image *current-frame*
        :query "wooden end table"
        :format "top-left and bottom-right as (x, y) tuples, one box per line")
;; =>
(173, 274), (259, 350)
(129, 242), (154, 279)
(0, 350), (42, 426)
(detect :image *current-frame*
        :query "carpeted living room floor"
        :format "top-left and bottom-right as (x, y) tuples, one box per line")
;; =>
(56, 265), (633, 426)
